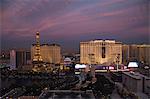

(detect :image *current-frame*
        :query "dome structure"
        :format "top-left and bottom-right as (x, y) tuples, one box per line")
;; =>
(64, 57), (71, 62)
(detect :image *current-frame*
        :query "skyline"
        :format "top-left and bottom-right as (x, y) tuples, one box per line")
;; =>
(1, 0), (149, 52)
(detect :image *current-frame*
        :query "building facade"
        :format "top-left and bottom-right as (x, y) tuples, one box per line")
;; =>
(138, 45), (150, 65)
(122, 72), (150, 94)
(49, 44), (61, 64)
(122, 45), (130, 65)
(80, 40), (122, 65)
(31, 44), (61, 64)
(122, 44), (150, 66)
(10, 49), (31, 70)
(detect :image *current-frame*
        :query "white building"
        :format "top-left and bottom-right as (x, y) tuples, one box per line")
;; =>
(80, 40), (122, 65)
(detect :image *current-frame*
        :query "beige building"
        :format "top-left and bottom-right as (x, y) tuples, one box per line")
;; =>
(122, 44), (150, 65)
(49, 44), (61, 64)
(80, 40), (122, 65)
(31, 44), (61, 64)
(138, 45), (150, 65)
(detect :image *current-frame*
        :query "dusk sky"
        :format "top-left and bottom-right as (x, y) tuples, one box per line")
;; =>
(1, 0), (149, 52)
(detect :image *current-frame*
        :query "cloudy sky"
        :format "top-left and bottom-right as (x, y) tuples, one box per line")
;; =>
(1, 0), (149, 52)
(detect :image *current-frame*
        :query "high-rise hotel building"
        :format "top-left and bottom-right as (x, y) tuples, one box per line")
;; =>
(80, 40), (122, 65)
(10, 49), (31, 70)
(122, 44), (150, 65)
(138, 45), (150, 65)
(31, 44), (61, 64)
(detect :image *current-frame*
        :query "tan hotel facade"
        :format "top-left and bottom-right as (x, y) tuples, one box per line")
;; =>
(122, 44), (150, 65)
(31, 44), (61, 64)
(80, 40), (122, 65)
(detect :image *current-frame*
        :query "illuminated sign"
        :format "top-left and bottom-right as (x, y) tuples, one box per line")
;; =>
(75, 64), (86, 69)
(128, 62), (138, 68)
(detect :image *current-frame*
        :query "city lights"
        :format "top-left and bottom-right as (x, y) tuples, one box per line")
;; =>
(1, 0), (149, 99)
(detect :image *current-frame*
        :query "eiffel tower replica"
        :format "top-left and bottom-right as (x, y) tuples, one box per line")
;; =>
(32, 31), (44, 72)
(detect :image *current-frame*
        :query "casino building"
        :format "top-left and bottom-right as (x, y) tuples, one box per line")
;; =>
(31, 44), (61, 64)
(122, 44), (150, 66)
(31, 32), (61, 64)
(80, 40), (122, 65)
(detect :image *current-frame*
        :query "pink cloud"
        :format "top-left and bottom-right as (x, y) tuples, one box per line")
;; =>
(2, 0), (148, 41)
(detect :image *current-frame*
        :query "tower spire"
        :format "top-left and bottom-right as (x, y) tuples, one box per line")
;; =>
(33, 31), (43, 62)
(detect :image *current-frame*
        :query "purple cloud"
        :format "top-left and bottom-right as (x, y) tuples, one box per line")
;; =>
(1, 0), (149, 51)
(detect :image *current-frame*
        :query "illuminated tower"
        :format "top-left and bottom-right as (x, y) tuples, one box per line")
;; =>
(33, 31), (43, 63)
